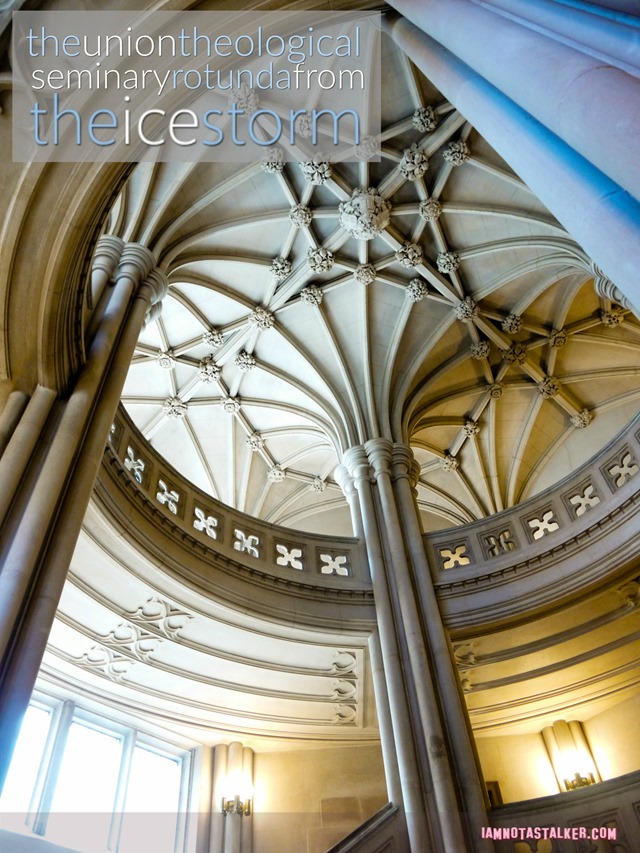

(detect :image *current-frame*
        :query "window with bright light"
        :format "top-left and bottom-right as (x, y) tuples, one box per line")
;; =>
(0, 704), (51, 814)
(47, 721), (123, 850)
(0, 698), (190, 853)
(119, 745), (182, 853)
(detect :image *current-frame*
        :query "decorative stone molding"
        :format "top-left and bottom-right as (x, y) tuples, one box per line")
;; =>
(527, 509), (560, 540)
(320, 553), (350, 575)
(289, 204), (313, 227)
(156, 351), (175, 369)
(275, 543), (303, 570)
(551, 328), (567, 348)
(104, 408), (370, 597)
(332, 705), (357, 725)
(246, 432), (264, 451)
(425, 414), (640, 629)
(568, 485), (601, 518)
(354, 263), (376, 286)
(234, 350), (256, 372)
(606, 451), (639, 489)
(332, 680), (357, 701)
(124, 447), (145, 484)
(395, 242), (423, 268)
(261, 146), (284, 173)
(419, 198), (442, 222)
(75, 646), (131, 683)
(267, 465), (286, 483)
(354, 135), (379, 161)
(162, 397), (188, 418)
(487, 382), (503, 398)
(454, 295), (478, 321)
(412, 105), (437, 132)
(331, 651), (357, 675)
(300, 285), (323, 306)
(399, 143), (429, 180)
(440, 543), (471, 568)
(482, 527), (517, 559)
(443, 139), (470, 165)
(234, 528), (260, 557)
(193, 508), (219, 539)
(300, 154), (332, 185)
(600, 306), (624, 327)
(463, 420), (480, 438)
(156, 479), (180, 514)
(198, 354), (220, 383)
(249, 307), (275, 330)
(203, 328), (224, 348)
(501, 313), (522, 333)
(231, 82), (259, 114)
(437, 251), (460, 274)
(221, 396), (241, 414)
(126, 595), (193, 640)
(295, 113), (313, 138)
(470, 340), (490, 359)
(537, 376), (560, 398)
(440, 453), (459, 472)
(269, 257), (292, 280)
(503, 342), (527, 364)
(308, 247), (334, 273)
(100, 623), (160, 662)
(338, 187), (391, 240)
(571, 409), (593, 429)
(406, 278), (428, 302)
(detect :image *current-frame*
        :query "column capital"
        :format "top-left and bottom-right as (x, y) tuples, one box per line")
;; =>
(116, 243), (156, 289)
(142, 268), (169, 306)
(592, 262), (632, 312)
(364, 437), (394, 479)
(334, 463), (355, 497)
(91, 236), (125, 301)
(92, 236), (125, 276)
(392, 443), (421, 487)
(343, 445), (372, 485)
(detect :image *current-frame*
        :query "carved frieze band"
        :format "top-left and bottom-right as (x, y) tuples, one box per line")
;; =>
(108, 414), (359, 583)
(431, 417), (640, 575)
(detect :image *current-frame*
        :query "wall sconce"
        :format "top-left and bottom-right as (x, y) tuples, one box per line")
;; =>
(542, 720), (600, 793)
(221, 795), (251, 817)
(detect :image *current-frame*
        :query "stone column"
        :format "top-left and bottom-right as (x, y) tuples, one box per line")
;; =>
(387, 0), (640, 201)
(392, 445), (491, 837)
(383, 12), (640, 313)
(0, 239), (167, 792)
(340, 442), (493, 852)
(342, 447), (431, 851)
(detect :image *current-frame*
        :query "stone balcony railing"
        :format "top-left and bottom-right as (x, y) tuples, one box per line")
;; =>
(102, 406), (640, 631)
(105, 405), (371, 597)
(426, 413), (640, 631)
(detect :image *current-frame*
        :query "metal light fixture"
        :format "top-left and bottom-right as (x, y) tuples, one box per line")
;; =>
(542, 720), (600, 793)
(221, 795), (251, 816)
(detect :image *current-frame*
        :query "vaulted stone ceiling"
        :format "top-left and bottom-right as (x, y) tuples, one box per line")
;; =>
(116, 36), (640, 535)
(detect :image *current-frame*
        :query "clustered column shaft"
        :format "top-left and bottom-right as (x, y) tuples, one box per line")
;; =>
(338, 440), (493, 853)
(0, 237), (167, 790)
